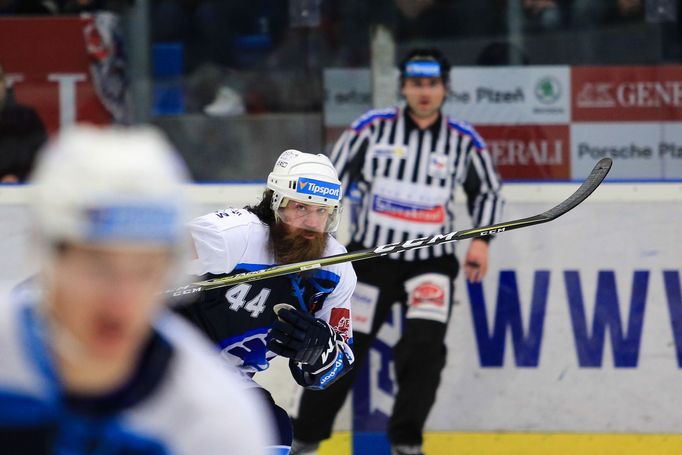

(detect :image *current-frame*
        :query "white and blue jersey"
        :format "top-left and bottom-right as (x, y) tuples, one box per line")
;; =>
(178, 208), (356, 390)
(0, 294), (274, 454)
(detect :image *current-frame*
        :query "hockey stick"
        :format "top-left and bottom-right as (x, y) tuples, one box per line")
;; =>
(168, 157), (612, 298)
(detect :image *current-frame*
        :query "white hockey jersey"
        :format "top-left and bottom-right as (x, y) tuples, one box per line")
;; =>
(0, 293), (274, 454)
(180, 209), (356, 388)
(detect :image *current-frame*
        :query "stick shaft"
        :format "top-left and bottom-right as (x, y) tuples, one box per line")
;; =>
(167, 158), (612, 297)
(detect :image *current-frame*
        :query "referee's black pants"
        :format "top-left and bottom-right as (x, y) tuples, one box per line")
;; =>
(292, 247), (458, 447)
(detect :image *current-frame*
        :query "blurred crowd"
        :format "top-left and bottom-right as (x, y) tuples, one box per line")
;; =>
(0, 0), (677, 127)
(146, 0), (660, 114)
(0, 0), (131, 14)
(152, 0), (645, 59)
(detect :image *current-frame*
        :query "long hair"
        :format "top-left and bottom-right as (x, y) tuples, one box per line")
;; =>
(245, 189), (276, 227)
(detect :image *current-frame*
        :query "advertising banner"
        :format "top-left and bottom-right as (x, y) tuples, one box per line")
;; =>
(323, 67), (573, 129)
(352, 200), (682, 451)
(476, 125), (570, 180)
(323, 65), (682, 182)
(445, 66), (571, 125)
(570, 123), (682, 179)
(572, 66), (682, 122)
(323, 68), (372, 127)
(0, 17), (112, 133)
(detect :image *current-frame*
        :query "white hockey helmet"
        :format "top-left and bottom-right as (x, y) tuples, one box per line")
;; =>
(29, 124), (189, 250)
(266, 149), (343, 232)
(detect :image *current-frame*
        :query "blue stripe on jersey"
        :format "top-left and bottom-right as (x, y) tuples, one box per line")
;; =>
(5, 305), (173, 454)
(0, 391), (53, 425)
(447, 119), (486, 149)
(20, 305), (59, 401)
(351, 108), (397, 132)
(235, 262), (273, 272)
(0, 390), (171, 454)
(312, 269), (340, 284)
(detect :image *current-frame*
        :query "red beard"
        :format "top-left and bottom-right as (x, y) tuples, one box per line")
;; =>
(268, 222), (328, 264)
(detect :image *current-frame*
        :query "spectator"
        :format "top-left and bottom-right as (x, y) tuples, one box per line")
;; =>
(393, 0), (503, 39)
(476, 40), (531, 66)
(0, 0), (130, 15)
(522, 0), (571, 32)
(0, 0), (56, 14)
(151, 0), (287, 71)
(571, 0), (644, 28)
(0, 62), (47, 183)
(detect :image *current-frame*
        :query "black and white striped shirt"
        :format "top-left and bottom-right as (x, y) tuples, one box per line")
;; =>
(331, 106), (504, 262)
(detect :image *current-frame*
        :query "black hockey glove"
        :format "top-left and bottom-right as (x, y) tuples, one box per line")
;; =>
(266, 306), (337, 366)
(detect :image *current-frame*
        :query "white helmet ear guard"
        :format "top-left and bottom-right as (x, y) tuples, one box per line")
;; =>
(267, 149), (343, 232)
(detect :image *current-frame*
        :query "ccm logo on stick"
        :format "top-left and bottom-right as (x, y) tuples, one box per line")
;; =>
(373, 232), (458, 254)
(171, 285), (202, 297)
(479, 228), (506, 236)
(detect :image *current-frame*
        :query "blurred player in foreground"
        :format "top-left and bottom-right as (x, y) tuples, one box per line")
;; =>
(173, 149), (357, 454)
(0, 125), (273, 454)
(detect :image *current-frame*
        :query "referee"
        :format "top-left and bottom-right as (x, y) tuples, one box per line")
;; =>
(291, 48), (504, 455)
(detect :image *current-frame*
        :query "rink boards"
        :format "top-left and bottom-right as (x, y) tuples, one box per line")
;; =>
(1, 182), (681, 454)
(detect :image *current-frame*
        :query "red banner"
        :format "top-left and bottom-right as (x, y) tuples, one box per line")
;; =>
(0, 17), (111, 134)
(477, 125), (571, 180)
(572, 66), (682, 122)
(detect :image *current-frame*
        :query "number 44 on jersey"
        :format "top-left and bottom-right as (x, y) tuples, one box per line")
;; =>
(226, 284), (270, 318)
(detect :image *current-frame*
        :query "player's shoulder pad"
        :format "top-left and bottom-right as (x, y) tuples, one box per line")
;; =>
(189, 208), (263, 233)
(351, 107), (398, 133)
(446, 118), (487, 150)
(323, 235), (349, 257)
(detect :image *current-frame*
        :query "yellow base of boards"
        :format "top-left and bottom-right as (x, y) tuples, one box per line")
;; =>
(318, 432), (682, 455)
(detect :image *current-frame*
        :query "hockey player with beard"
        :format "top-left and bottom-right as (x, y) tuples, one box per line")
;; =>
(173, 149), (357, 454)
